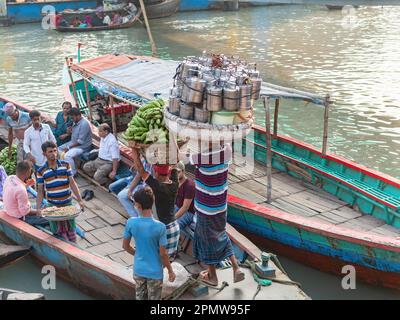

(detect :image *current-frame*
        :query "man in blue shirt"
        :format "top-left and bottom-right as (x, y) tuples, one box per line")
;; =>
(123, 187), (176, 300)
(58, 108), (92, 175)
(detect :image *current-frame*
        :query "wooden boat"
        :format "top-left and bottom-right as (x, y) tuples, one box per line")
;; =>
(55, 10), (142, 33)
(145, 0), (181, 19)
(0, 288), (45, 300)
(0, 99), (306, 300)
(326, 5), (359, 10)
(59, 53), (400, 290)
(0, 243), (30, 268)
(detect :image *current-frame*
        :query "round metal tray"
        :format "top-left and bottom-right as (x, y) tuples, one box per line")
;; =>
(42, 210), (81, 222)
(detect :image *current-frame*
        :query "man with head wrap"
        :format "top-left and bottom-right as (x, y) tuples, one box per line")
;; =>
(4, 103), (31, 162)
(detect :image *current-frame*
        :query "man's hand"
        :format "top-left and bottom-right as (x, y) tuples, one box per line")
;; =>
(67, 126), (72, 134)
(36, 208), (42, 216)
(59, 134), (69, 141)
(108, 170), (117, 180)
(78, 199), (85, 211)
(8, 148), (12, 159)
(168, 271), (176, 283)
(127, 189), (133, 199)
(27, 153), (36, 164)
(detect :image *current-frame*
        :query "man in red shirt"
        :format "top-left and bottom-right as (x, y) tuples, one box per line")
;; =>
(174, 161), (196, 232)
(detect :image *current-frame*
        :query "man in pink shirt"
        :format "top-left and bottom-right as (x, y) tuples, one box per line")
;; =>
(3, 161), (48, 226)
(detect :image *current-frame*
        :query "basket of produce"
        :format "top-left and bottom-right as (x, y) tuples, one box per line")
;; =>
(123, 98), (169, 148)
(41, 205), (81, 222)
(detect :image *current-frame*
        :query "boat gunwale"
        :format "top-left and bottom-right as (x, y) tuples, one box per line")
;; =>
(228, 194), (400, 252)
(0, 212), (136, 290)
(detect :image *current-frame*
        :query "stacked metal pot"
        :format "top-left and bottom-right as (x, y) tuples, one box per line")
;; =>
(168, 52), (262, 124)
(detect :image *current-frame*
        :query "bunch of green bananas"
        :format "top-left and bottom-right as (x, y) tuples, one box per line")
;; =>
(0, 145), (17, 175)
(123, 98), (169, 144)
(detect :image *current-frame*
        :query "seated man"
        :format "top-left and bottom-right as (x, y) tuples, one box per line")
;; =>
(3, 161), (48, 227)
(58, 108), (92, 176)
(82, 123), (119, 185)
(174, 161), (196, 232)
(111, 156), (151, 217)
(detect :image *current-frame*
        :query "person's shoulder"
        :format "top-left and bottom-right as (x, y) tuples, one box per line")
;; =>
(37, 163), (47, 174)
(59, 160), (71, 169)
(42, 123), (52, 130)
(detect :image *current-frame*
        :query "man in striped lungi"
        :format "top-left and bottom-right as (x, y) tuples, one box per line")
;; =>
(189, 142), (245, 286)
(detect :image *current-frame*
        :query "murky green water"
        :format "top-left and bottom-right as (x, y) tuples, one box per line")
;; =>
(1, 5), (400, 299)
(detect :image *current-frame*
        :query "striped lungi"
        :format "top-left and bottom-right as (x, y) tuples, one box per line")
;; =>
(193, 211), (233, 265)
(165, 220), (180, 257)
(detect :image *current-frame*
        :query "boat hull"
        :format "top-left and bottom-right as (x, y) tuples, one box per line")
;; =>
(146, 0), (181, 19)
(0, 212), (136, 299)
(227, 195), (400, 290)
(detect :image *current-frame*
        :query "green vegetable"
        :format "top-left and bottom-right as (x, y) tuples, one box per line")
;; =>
(0, 145), (17, 175)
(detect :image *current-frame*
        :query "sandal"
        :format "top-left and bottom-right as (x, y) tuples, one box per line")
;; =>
(198, 270), (218, 287)
(85, 190), (94, 201)
(233, 269), (245, 283)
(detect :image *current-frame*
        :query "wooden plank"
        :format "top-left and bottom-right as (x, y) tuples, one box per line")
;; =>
(329, 207), (362, 220)
(291, 190), (344, 210)
(318, 211), (350, 224)
(271, 173), (307, 193)
(353, 215), (386, 229)
(226, 223), (262, 261)
(77, 238), (92, 249)
(229, 183), (267, 204)
(370, 224), (400, 238)
(91, 228), (114, 243)
(84, 232), (102, 246)
(103, 225), (126, 240)
(75, 175), (92, 188)
(86, 217), (108, 229)
(109, 251), (133, 266)
(76, 219), (95, 232)
(285, 194), (331, 213)
(90, 243), (122, 257)
(270, 198), (319, 217)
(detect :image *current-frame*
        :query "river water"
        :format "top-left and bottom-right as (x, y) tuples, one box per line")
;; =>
(1, 5), (400, 299)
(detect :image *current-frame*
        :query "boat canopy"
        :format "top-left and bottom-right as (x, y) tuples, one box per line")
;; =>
(70, 54), (327, 106)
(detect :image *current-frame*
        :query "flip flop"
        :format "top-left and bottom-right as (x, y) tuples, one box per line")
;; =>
(85, 190), (94, 201)
(198, 270), (218, 287)
(233, 269), (245, 283)
(82, 189), (89, 200)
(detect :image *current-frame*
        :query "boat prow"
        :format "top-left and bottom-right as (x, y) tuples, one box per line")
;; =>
(0, 244), (30, 268)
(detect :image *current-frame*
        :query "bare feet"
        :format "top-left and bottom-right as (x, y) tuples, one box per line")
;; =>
(233, 268), (245, 283)
(199, 270), (218, 286)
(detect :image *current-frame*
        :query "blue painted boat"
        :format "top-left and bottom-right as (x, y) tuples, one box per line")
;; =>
(62, 54), (400, 290)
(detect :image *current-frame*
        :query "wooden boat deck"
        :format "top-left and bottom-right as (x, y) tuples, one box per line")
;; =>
(226, 159), (400, 238)
(72, 174), (308, 299)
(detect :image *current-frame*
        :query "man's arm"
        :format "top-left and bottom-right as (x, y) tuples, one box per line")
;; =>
(48, 126), (57, 144)
(175, 198), (193, 219)
(23, 130), (35, 163)
(68, 176), (84, 209)
(36, 183), (45, 211)
(160, 246), (176, 282)
(131, 149), (149, 181)
(127, 173), (141, 198)
(16, 190), (39, 216)
(122, 237), (135, 255)
(109, 158), (119, 180)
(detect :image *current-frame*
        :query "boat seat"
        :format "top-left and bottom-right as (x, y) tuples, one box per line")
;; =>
(272, 146), (400, 213)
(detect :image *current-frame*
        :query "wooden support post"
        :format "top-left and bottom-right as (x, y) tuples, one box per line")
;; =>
(65, 57), (79, 108)
(138, 0), (158, 57)
(273, 98), (280, 138)
(322, 94), (331, 156)
(109, 96), (117, 137)
(263, 96), (272, 204)
(83, 79), (93, 122)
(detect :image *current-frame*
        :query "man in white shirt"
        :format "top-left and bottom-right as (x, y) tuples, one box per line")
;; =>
(23, 110), (57, 170)
(82, 123), (120, 185)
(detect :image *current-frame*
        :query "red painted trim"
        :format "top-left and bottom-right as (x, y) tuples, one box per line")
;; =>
(228, 194), (400, 252)
(238, 228), (400, 290)
(252, 124), (400, 189)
